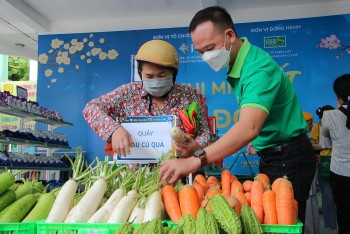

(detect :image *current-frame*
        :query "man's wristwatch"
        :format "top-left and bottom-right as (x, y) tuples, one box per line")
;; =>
(193, 149), (208, 168)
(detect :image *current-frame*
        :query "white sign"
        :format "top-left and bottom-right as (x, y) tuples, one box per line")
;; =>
(114, 115), (175, 164)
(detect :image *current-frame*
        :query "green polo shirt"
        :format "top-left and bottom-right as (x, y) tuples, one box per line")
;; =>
(227, 37), (308, 151)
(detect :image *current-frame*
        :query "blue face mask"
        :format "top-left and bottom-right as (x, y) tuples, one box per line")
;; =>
(142, 77), (173, 97)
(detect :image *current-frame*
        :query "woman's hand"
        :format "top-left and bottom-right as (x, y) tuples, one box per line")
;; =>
(160, 157), (201, 184)
(173, 134), (201, 158)
(111, 127), (133, 157)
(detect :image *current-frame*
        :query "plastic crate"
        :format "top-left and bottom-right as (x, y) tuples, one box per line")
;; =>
(261, 220), (303, 234)
(37, 220), (175, 234)
(0, 222), (36, 234)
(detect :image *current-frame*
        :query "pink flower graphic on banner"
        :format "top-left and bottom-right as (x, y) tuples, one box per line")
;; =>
(317, 34), (350, 58)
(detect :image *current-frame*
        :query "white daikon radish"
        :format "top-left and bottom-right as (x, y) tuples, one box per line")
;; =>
(88, 188), (124, 223)
(64, 178), (108, 223)
(107, 190), (137, 223)
(46, 179), (78, 223)
(143, 190), (162, 222)
(169, 126), (185, 142)
(128, 200), (145, 223)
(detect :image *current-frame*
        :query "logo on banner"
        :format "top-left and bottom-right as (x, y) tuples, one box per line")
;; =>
(264, 36), (286, 48)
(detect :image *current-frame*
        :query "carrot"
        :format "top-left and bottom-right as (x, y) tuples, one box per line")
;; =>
(293, 199), (298, 224)
(161, 185), (182, 223)
(205, 186), (221, 198)
(244, 191), (251, 206)
(221, 170), (232, 196)
(255, 173), (270, 190)
(207, 176), (220, 188)
(250, 179), (265, 224)
(231, 175), (238, 182)
(192, 181), (205, 207)
(272, 177), (283, 193)
(194, 174), (207, 192)
(201, 197), (211, 211)
(230, 180), (244, 194)
(178, 184), (199, 218)
(233, 190), (247, 206)
(243, 180), (253, 192)
(262, 186), (277, 224)
(275, 177), (295, 224)
(226, 195), (242, 215)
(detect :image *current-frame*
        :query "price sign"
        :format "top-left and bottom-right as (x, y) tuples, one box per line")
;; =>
(114, 115), (175, 164)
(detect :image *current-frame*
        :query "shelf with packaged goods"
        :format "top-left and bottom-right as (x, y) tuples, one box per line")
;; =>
(0, 103), (73, 127)
(0, 166), (71, 171)
(0, 136), (71, 150)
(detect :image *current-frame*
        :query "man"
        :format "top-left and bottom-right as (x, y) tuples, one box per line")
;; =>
(160, 6), (316, 226)
(83, 40), (211, 158)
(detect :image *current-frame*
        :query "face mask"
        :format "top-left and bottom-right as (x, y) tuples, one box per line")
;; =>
(143, 77), (173, 97)
(202, 33), (232, 72)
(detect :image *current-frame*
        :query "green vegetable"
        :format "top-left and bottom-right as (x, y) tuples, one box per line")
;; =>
(0, 194), (37, 222)
(133, 222), (148, 234)
(196, 207), (219, 234)
(178, 214), (196, 234)
(0, 172), (16, 195)
(209, 194), (242, 234)
(144, 218), (164, 234)
(240, 203), (263, 234)
(22, 192), (56, 222)
(15, 181), (33, 199)
(0, 190), (16, 212)
(114, 222), (134, 234)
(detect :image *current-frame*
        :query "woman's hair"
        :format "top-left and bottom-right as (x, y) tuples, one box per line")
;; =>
(315, 105), (334, 119)
(333, 73), (350, 129)
(188, 6), (237, 35)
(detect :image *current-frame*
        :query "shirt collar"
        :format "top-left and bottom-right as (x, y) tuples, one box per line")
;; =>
(227, 37), (251, 79)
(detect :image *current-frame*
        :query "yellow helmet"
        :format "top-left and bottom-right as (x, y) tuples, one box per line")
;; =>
(134, 40), (179, 70)
(303, 111), (313, 121)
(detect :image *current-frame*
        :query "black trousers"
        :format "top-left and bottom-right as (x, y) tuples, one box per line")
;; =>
(330, 171), (350, 234)
(258, 136), (316, 231)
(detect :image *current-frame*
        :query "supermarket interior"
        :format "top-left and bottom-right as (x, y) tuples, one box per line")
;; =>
(1, 0), (350, 233)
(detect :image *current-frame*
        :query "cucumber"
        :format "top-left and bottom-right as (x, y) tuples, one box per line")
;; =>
(15, 182), (33, 200)
(0, 172), (15, 195)
(22, 192), (56, 222)
(0, 194), (37, 222)
(0, 190), (16, 212)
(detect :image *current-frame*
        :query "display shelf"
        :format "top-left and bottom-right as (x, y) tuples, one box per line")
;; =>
(0, 103), (73, 127)
(0, 166), (71, 171)
(0, 136), (71, 150)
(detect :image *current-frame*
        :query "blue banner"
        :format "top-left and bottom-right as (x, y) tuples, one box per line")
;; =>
(37, 14), (350, 162)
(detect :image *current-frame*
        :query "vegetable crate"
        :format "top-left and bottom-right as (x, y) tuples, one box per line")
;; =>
(0, 222), (36, 234)
(36, 220), (175, 234)
(261, 220), (303, 234)
(36, 222), (123, 234)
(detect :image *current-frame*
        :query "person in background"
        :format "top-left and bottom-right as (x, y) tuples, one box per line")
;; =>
(83, 39), (211, 159)
(321, 74), (350, 234)
(303, 112), (314, 132)
(311, 105), (338, 234)
(160, 6), (316, 227)
(303, 111), (320, 234)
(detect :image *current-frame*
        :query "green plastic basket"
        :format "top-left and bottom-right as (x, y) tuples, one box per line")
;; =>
(261, 220), (303, 234)
(0, 222), (36, 234)
(37, 220), (175, 234)
(319, 156), (331, 178)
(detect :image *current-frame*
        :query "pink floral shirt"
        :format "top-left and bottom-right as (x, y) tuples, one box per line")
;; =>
(83, 82), (211, 147)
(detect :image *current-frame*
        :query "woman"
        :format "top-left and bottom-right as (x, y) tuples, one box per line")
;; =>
(83, 40), (211, 158)
(321, 74), (350, 234)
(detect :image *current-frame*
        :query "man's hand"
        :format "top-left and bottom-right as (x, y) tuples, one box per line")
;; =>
(111, 127), (133, 157)
(246, 142), (257, 155)
(160, 157), (201, 184)
(173, 134), (200, 158)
